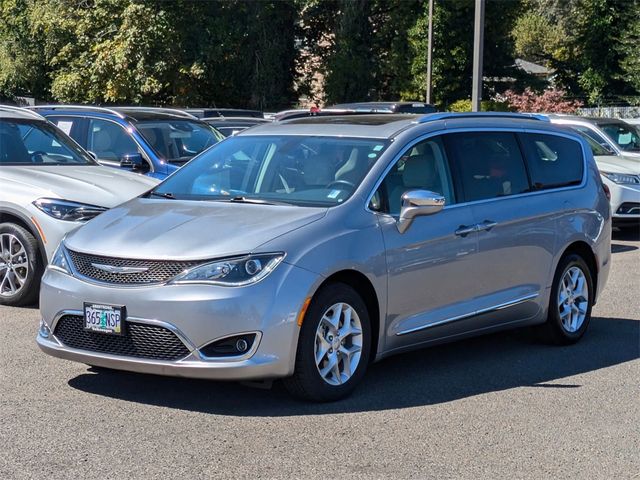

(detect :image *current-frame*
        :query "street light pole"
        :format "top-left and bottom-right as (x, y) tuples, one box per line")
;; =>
(426, 0), (434, 105)
(471, 0), (485, 112)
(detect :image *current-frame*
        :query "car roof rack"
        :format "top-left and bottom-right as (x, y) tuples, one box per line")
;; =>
(28, 105), (127, 119)
(417, 112), (550, 123)
(0, 105), (47, 120)
(113, 107), (199, 119)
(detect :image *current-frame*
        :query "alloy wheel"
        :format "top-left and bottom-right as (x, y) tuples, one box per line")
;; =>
(557, 266), (589, 333)
(0, 233), (29, 297)
(314, 302), (363, 386)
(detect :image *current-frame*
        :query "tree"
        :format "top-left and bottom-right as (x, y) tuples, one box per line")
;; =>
(618, 11), (640, 100)
(408, 0), (525, 108)
(323, 0), (374, 104)
(512, 0), (640, 105)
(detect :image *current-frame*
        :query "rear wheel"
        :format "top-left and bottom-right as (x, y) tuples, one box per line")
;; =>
(0, 223), (42, 307)
(284, 283), (371, 402)
(538, 253), (593, 345)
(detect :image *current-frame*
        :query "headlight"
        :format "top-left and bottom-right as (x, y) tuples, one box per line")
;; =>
(50, 243), (71, 275)
(601, 172), (640, 185)
(33, 198), (107, 222)
(169, 253), (285, 286)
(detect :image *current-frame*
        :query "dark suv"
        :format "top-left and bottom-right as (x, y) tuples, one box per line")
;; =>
(30, 106), (224, 179)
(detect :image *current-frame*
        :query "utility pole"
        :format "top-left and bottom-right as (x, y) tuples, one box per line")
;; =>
(471, 0), (485, 112)
(426, 0), (434, 105)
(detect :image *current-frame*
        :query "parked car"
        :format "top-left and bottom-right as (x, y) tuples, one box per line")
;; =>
(329, 101), (437, 114)
(0, 106), (158, 306)
(38, 112), (610, 401)
(30, 106), (224, 179)
(203, 117), (271, 137)
(185, 108), (264, 119)
(549, 115), (640, 159)
(569, 129), (640, 228)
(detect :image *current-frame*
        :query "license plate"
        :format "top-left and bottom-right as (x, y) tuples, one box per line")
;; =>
(84, 303), (125, 335)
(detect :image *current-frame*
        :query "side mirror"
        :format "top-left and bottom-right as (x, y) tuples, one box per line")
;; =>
(120, 153), (145, 170)
(397, 190), (445, 233)
(599, 142), (615, 154)
(87, 150), (97, 159)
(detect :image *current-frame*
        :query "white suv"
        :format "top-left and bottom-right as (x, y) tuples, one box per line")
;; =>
(0, 106), (158, 306)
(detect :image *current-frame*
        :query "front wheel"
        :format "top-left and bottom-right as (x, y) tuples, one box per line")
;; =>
(283, 283), (371, 402)
(0, 223), (42, 307)
(538, 253), (594, 345)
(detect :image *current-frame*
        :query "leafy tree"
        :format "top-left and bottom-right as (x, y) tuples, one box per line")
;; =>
(512, 0), (640, 105)
(323, 0), (374, 104)
(0, 0), (49, 100)
(619, 16), (640, 96)
(408, 0), (525, 108)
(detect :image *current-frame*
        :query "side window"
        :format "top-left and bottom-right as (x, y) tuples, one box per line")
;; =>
(373, 136), (455, 215)
(445, 131), (530, 202)
(572, 125), (610, 147)
(519, 133), (583, 189)
(88, 119), (141, 162)
(48, 116), (83, 143)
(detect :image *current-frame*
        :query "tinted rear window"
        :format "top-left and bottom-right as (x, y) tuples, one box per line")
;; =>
(445, 132), (530, 202)
(519, 133), (583, 190)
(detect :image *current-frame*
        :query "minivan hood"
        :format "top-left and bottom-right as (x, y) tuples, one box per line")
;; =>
(0, 165), (158, 207)
(595, 155), (640, 174)
(64, 198), (328, 260)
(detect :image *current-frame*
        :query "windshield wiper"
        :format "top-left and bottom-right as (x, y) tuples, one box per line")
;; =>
(149, 191), (176, 200)
(228, 196), (290, 206)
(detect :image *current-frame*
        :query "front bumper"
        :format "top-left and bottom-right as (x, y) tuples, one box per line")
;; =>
(607, 180), (640, 224)
(37, 261), (319, 380)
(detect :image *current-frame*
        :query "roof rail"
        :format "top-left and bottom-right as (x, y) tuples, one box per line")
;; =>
(28, 105), (127, 119)
(417, 112), (550, 123)
(0, 105), (46, 120)
(113, 107), (199, 119)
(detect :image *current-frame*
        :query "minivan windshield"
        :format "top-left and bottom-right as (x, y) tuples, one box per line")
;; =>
(152, 135), (389, 206)
(136, 120), (223, 163)
(1, 120), (95, 166)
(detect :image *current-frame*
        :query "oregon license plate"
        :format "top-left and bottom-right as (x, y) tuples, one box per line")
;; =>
(84, 303), (125, 335)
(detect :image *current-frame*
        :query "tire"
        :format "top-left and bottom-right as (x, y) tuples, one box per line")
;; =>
(538, 253), (594, 345)
(0, 223), (43, 307)
(283, 283), (372, 402)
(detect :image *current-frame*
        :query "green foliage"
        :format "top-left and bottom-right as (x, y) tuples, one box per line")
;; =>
(448, 99), (511, 112)
(512, 0), (640, 104)
(619, 17), (640, 93)
(408, 0), (525, 108)
(0, 0), (638, 108)
(0, 0), (298, 109)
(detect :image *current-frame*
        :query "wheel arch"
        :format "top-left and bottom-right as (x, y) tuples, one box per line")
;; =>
(315, 269), (382, 362)
(558, 240), (599, 303)
(0, 209), (48, 265)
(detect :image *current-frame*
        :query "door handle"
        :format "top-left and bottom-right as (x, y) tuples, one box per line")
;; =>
(455, 225), (477, 237)
(477, 220), (498, 232)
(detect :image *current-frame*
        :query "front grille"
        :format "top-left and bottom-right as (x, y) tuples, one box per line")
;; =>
(54, 315), (191, 361)
(67, 250), (201, 285)
(617, 202), (640, 215)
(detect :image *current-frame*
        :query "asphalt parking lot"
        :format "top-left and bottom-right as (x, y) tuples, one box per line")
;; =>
(1, 229), (638, 479)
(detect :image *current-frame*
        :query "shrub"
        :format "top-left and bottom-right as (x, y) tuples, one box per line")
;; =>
(499, 88), (583, 113)
(447, 99), (511, 112)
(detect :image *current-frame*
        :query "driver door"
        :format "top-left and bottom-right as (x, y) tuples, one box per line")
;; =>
(374, 136), (484, 352)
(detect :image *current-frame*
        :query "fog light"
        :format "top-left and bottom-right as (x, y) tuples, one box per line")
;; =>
(39, 320), (51, 338)
(235, 338), (249, 352)
(200, 333), (257, 358)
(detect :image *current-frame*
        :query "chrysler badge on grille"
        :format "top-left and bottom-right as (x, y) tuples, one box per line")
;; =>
(90, 263), (150, 274)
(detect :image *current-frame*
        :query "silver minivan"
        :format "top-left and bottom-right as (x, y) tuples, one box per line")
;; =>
(37, 113), (611, 401)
